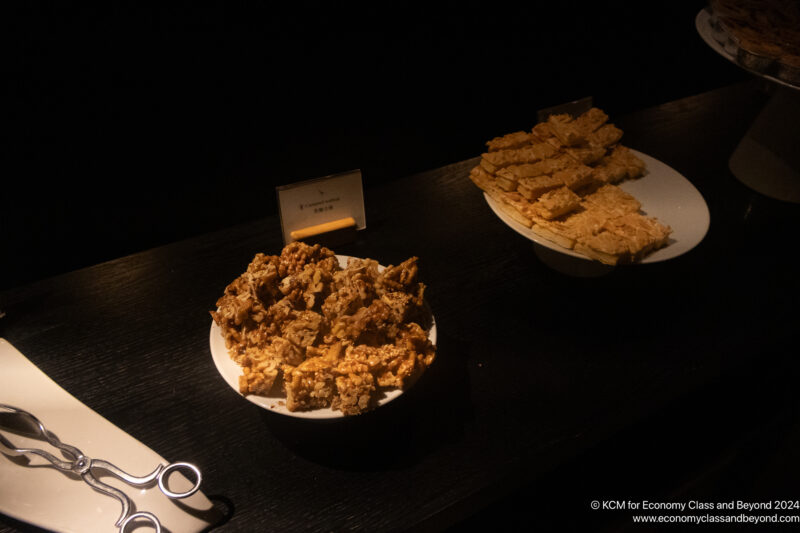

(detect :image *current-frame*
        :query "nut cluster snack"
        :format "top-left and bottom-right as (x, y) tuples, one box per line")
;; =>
(211, 242), (435, 415)
(469, 107), (672, 265)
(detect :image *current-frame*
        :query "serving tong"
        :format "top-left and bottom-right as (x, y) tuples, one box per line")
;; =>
(0, 403), (202, 532)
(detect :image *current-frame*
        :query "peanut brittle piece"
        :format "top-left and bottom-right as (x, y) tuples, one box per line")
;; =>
(531, 187), (582, 220)
(346, 344), (417, 389)
(284, 356), (337, 411)
(238, 348), (281, 395)
(331, 359), (375, 415)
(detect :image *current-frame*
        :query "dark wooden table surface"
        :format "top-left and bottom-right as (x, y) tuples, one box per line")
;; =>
(2, 79), (799, 532)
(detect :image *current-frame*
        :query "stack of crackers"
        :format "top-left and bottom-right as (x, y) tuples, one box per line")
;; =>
(469, 107), (672, 265)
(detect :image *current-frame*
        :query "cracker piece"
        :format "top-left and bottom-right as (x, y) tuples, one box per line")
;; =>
(588, 123), (623, 148)
(541, 132), (608, 165)
(592, 156), (629, 184)
(531, 121), (555, 141)
(475, 166), (533, 228)
(482, 143), (558, 169)
(500, 162), (548, 181)
(582, 184), (641, 217)
(480, 158), (497, 175)
(574, 107), (609, 134)
(495, 169), (519, 192)
(532, 153), (578, 174)
(486, 130), (534, 152)
(565, 145), (608, 165)
(497, 191), (534, 228)
(517, 175), (564, 201)
(469, 166), (506, 198)
(528, 142), (560, 161)
(595, 145), (646, 183)
(603, 213), (672, 259)
(531, 220), (577, 249)
(497, 153), (578, 183)
(531, 187), (582, 220)
(573, 180), (603, 197)
(553, 165), (596, 191)
(610, 145), (647, 179)
(574, 232), (629, 265)
(560, 207), (610, 240)
(547, 113), (585, 146)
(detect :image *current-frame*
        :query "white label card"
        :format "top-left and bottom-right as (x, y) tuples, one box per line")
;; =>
(276, 169), (366, 244)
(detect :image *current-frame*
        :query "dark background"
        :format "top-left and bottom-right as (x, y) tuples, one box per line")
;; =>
(3, 5), (798, 532)
(4, 1), (749, 290)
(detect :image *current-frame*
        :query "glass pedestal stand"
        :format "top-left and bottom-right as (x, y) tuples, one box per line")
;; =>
(729, 85), (800, 203)
(695, 7), (800, 203)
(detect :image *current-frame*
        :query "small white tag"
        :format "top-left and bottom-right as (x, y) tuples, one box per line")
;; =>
(276, 169), (366, 244)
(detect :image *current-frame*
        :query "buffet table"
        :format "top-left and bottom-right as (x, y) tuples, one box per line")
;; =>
(2, 79), (799, 532)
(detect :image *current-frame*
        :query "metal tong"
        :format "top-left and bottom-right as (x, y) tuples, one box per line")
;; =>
(0, 404), (202, 532)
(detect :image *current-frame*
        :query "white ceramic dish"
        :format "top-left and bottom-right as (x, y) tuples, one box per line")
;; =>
(484, 149), (710, 264)
(0, 338), (219, 533)
(210, 255), (437, 420)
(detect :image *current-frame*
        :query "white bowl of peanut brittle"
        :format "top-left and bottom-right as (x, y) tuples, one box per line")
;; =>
(210, 243), (437, 419)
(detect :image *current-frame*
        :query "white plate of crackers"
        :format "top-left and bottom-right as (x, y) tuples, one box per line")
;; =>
(470, 107), (710, 265)
(484, 150), (710, 264)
